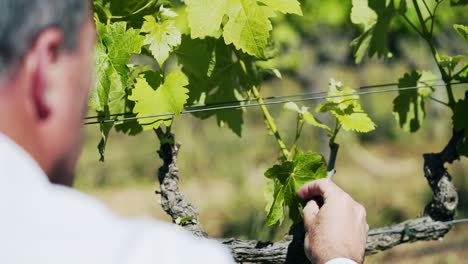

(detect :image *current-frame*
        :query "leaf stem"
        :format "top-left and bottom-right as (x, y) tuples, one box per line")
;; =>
(412, 0), (432, 38)
(430, 0), (442, 37)
(402, 15), (425, 39)
(421, 0), (433, 17)
(290, 115), (304, 157)
(327, 143), (340, 179)
(251, 85), (290, 160)
(429, 96), (450, 107)
(329, 118), (341, 145)
(412, 0), (455, 108)
(327, 118), (341, 178)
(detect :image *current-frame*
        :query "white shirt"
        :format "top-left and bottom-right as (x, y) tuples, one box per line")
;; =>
(0, 133), (355, 264)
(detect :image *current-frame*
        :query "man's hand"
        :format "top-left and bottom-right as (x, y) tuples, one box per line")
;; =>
(297, 179), (368, 264)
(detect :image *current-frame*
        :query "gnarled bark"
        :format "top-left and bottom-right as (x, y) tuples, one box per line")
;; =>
(154, 129), (461, 263)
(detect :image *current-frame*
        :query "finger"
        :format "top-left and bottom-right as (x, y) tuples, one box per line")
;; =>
(303, 200), (320, 229)
(297, 179), (341, 202)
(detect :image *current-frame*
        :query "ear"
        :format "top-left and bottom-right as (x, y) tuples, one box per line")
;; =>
(30, 28), (63, 120)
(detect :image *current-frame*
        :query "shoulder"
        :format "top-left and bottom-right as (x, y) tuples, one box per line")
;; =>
(41, 186), (235, 263)
(121, 218), (235, 263)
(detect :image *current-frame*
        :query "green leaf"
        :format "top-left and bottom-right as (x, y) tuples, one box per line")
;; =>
(452, 94), (468, 157)
(89, 20), (145, 159)
(259, 0), (303, 15)
(327, 79), (359, 109)
(350, 0), (405, 63)
(141, 15), (181, 66)
(96, 108), (114, 162)
(337, 112), (376, 132)
(265, 161), (294, 184)
(454, 24), (468, 43)
(223, 0), (275, 58)
(438, 54), (465, 73)
(186, 0), (229, 38)
(316, 79), (376, 133)
(176, 36), (216, 80)
(393, 71), (436, 133)
(303, 112), (332, 132)
(129, 71), (189, 130)
(90, 21), (145, 112)
(179, 38), (245, 136)
(264, 151), (327, 225)
(186, 0), (302, 58)
(456, 63), (468, 82)
(266, 184), (286, 226)
(284, 102), (331, 132)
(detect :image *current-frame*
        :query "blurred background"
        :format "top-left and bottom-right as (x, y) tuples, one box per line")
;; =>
(79, 1), (468, 263)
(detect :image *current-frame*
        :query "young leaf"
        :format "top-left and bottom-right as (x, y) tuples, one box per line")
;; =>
(337, 112), (376, 132)
(316, 79), (376, 133)
(141, 16), (181, 66)
(284, 102), (331, 132)
(438, 54), (465, 73)
(129, 71), (189, 130)
(393, 71), (436, 133)
(265, 151), (327, 225)
(454, 24), (468, 43)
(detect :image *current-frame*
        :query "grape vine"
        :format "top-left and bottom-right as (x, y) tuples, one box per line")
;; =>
(89, 0), (468, 262)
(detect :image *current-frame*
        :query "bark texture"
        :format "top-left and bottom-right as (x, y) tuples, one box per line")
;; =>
(154, 129), (460, 263)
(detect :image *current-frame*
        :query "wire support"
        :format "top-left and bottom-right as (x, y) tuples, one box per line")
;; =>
(368, 218), (468, 236)
(85, 79), (449, 120)
(84, 81), (467, 126)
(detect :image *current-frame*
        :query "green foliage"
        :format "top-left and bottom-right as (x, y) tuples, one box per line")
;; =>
(129, 71), (189, 130)
(393, 71), (436, 133)
(141, 15), (181, 66)
(284, 102), (331, 132)
(264, 151), (327, 226)
(89, 0), (467, 230)
(89, 20), (145, 160)
(90, 21), (145, 113)
(268, 79), (376, 226)
(316, 79), (376, 133)
(451, 0), (468, 6)
(91, 0), (306, 159)
(186, 0), (302, 58)
(176, 37), (246, 136)
(454, 24), (468, 43)
(259, 0), (302, 15)
(350, 0), (406, 63)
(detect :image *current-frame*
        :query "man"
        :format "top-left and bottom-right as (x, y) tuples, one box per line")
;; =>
(0, 0), (368, 263)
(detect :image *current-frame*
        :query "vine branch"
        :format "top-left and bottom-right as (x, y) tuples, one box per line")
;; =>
(251, 85), (290, 159)
(153, 129), (460, 263)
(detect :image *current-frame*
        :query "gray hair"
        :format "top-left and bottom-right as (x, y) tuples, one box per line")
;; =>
(0, 0), (87, 76)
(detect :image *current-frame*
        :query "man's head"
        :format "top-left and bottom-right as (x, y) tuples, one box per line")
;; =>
(0, 0), (95, 186)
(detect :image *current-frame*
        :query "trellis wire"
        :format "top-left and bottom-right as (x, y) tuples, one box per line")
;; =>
(368, 218), (468, 236)
(84, 79), (415, 121)
(84, 81), (467, 125)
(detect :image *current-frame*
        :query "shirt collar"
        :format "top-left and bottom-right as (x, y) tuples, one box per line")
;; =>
(0, 133), (50, 188)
